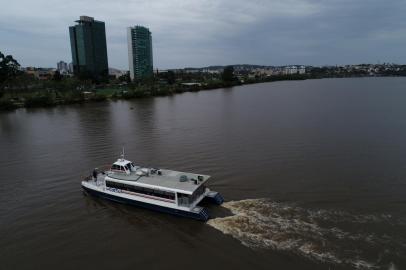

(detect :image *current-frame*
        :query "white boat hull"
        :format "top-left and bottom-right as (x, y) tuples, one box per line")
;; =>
(81, 181), (211, 221)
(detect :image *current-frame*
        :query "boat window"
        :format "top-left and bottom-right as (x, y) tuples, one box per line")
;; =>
(125, 163), (131, 171)
(177, 186), (205, 206)
(105, 181), (175, 200)
(189, 185), (206, 203)
(177, 193), (191, 206)
(120, 166), (125, 171)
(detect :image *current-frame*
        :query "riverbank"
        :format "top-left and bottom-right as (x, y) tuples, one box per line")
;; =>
(0, 74), (307, 111)
(0, 74), (401, 111)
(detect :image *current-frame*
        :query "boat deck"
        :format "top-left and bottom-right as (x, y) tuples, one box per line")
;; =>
(105, 169), (210, 194)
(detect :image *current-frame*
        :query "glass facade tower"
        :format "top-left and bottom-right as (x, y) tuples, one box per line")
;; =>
(69, 16), (109, 80)
(127, 26), (153, 80)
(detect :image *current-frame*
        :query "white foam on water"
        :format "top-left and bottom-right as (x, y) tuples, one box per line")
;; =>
(308, 209), (394, 224)
(208, 199), (400, 269)
(388, 262), (397, 270)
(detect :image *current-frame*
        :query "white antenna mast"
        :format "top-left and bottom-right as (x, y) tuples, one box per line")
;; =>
(121, 146), (125, 161)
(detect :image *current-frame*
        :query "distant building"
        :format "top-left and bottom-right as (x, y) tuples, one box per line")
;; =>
(127, 26), (153, 80)
(108, 68), (127, 79)
(25, 67), (55, 80)
(57, 61), (68, 74)
(181, 82), (202, 87)
(69, 16), (109, 79)
(184, 68), (202, 74)
(283, 66), (306, 75)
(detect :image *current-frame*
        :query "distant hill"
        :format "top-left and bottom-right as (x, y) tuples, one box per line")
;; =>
(109, 68), (126, 75)
(184, 64), (268, 70)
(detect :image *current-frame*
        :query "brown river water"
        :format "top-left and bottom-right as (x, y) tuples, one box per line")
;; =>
(1, 78), (406, 270)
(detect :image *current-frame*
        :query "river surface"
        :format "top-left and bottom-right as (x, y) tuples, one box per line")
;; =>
(1, 78), (406, 270)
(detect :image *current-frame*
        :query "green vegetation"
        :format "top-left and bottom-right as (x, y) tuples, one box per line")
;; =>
(0, 60), (331, 111)
(0, 51), (21, 84)
(222, 66), (236, 82)
(3, 51), (404, 112)
(24, 95), (56, 108)
(0, 99), (18, 111)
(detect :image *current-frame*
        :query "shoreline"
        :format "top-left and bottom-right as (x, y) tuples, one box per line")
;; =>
(1, 75), (404, 111)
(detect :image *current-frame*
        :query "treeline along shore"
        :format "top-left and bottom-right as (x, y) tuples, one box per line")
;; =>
(1, 52), (406, 111)
(0, 73), (311, 111)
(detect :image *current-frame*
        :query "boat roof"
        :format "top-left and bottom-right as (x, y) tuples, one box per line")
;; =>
(113, 158), (132, 166)
(105, 168), (210, 195)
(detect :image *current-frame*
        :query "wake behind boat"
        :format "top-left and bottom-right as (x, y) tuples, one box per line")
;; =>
(81, 151), (224, 221)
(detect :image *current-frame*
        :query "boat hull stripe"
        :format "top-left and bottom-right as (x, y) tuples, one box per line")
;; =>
(82, 185), (209, 221)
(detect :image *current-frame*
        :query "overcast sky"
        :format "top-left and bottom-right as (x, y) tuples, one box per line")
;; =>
(1, 0), (405, 69)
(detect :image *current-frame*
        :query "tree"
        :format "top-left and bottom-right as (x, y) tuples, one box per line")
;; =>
(77, 70), (93, 81)
(166, 70), (176, 85)
(222, 66), (235, 82)
(0, 51), (21, 84)
(53, 70), (62, 81)
(118, 71), (131, 83)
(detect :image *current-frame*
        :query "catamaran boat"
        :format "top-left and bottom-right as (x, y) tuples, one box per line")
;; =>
(81, 152), (224, 221)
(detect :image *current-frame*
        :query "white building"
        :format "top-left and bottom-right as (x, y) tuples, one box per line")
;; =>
(57, 61), (68, 74)
(109, 68), (127, 79)
(283, 66), (306, 75)
(283, 66), (297, 75)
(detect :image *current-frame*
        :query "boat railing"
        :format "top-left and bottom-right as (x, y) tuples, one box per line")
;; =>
(83, 175), (92, 181)
(81, 164), (112, 182)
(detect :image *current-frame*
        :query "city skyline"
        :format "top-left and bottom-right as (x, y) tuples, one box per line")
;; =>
(1, 0), (405, 69)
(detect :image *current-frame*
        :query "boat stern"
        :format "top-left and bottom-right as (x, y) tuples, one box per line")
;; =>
(203, 191), (224, 205)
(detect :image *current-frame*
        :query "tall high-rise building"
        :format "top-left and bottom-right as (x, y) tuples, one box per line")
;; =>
(127, 26), (153, 80)
(69, 16), (109, 79)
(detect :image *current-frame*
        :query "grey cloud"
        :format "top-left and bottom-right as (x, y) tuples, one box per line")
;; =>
(0, 0), (404, 69)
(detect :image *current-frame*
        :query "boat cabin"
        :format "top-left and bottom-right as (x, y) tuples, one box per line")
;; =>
(105, 158), (210, 208)
(110, 159), (136, 175)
